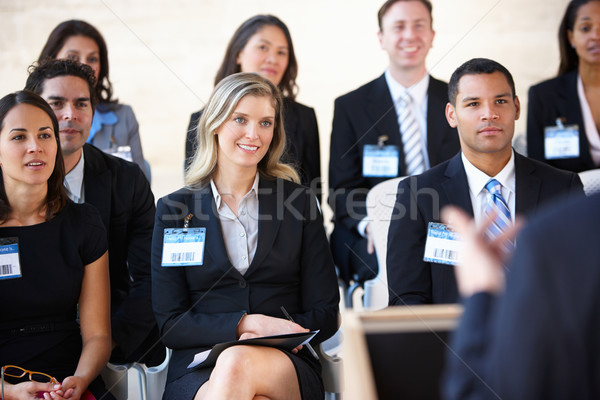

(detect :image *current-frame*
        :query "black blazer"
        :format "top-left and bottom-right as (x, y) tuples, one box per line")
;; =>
(151, 178), (339, 382)
(444, 193), (600, 400)
(185, 99), (321, 192)
(83, 144), (158, 361)
(527, 70), (597, 172)
(387, 152), (584, 305)
(328, 74), (459, 233)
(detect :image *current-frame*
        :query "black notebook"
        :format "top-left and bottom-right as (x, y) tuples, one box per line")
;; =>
(187, 330), (319, 369)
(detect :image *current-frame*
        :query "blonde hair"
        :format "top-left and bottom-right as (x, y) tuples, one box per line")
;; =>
(185, 72), (299, 188)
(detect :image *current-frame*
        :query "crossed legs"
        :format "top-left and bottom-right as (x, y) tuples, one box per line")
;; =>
(194, 345), (301, 400)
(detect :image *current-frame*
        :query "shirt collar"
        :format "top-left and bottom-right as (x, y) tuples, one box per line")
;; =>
(210, 173), (260, 210)
(64, 149), (86, 204)
(384, 69), (429, 106)
(461, 150), (516, 199)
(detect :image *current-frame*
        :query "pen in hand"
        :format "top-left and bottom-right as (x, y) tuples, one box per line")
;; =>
(280, 306), (319, 360)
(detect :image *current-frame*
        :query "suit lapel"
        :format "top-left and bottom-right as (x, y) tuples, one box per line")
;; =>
(514, 153), (541, 214)
(244, 178), (282, 277)
(82, 145), (112, 229)
(441, 154), (475, 217)
(367, 75), (403, 147)
(426, 77), (448, 166)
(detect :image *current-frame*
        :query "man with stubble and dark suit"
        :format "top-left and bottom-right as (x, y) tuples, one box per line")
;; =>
(25, 59), (164, 366)
(329, 0), (459, 286)
(387, 58), (584, 306)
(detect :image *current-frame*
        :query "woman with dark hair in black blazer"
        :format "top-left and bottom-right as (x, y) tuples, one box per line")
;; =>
(185, 15), (321, 198)
(155, 73), (338, 399)
(527, 0), (600, 172)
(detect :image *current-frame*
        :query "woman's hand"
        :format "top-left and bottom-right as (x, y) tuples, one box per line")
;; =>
(1, 381), (61, 400)
(52, 375), (87, 400)
(237, 314), (309, 353)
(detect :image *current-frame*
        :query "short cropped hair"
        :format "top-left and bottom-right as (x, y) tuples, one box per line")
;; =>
(448, 58), (516, 107)
(25, 59), (97, 109)
(378, 0), (433, 30)
(185, 72), (299, 188)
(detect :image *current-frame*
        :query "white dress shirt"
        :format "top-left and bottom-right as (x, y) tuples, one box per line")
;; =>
(210, 174), (259, 276)
(577, 75), (600, 166)
(64, 150), (85, 204)
(462, 151), (516, 227)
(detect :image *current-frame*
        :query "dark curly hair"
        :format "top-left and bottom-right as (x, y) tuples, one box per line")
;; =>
(25, 58), (98, 110)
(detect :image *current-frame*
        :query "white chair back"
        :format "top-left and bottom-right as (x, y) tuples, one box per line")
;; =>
(363, 177), (406, 311)
(578, 168), (600, 196)
(100, 363), (130, 400)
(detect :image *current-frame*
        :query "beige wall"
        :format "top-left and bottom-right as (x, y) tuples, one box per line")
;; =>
(0, 0), (568, 204)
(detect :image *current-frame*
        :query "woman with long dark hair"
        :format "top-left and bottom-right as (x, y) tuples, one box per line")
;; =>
(38, 20), (148, 177)
(185, 15), (321, 197)
(527, 0), (600, 172)
(0, 91), (112, 400)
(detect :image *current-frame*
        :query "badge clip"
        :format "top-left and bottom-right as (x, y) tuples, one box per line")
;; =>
(377, 135), (389, 149)
(556, 118), (565, 130)
(183, 213), (194, 232)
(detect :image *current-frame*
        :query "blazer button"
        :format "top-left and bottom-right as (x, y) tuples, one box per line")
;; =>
(239, 280), (247, 288)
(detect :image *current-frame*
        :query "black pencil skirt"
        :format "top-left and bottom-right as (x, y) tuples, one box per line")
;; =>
(162, 348), (323, 400)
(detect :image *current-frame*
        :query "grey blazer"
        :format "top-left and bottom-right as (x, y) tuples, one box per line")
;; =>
(90, 103), (146, 173)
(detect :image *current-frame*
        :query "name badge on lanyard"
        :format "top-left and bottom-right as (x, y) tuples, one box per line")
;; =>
(544, 118), (580, 160)
(162, 228), (206, 267)
(363, 135), (400, 178)
(423, 223), (463, 266)
(0, 237), (21, 280)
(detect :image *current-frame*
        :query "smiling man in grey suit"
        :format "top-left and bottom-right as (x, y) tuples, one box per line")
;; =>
(329, 0), (459, 286)
(387, 58), (584, 306)
(25, 59), (164, 366)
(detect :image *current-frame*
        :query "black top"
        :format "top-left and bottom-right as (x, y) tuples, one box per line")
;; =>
(185, 98), (321, 194)
(0, 202), (107, 381)
(527, 70), (598, 172)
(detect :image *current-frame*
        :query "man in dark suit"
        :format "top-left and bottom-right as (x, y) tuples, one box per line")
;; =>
(329, 0), (459, 285)
(387, 58), (584, 306)
(25, 59), (163, 366)
(442, 193), (598, 399)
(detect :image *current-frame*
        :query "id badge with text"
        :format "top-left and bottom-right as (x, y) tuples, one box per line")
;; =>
(162, 228), (206, 267)
(423, 223), (463, 266)
(0, 237), (21, 279)
(362, 144), (400, 177)
(544, 125), (579, 160)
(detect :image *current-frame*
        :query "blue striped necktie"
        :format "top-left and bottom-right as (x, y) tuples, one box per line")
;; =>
(398, 92), (425, 175)
(484, 179), (513, 253)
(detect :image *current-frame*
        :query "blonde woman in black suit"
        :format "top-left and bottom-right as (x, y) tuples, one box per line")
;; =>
(155, 73), (338, 400)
